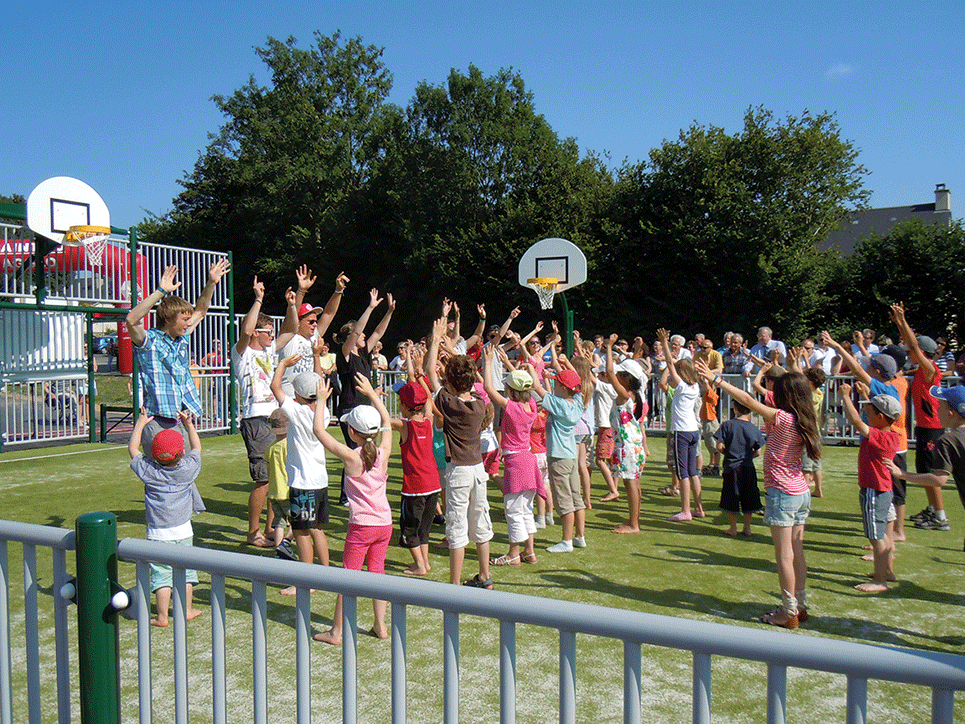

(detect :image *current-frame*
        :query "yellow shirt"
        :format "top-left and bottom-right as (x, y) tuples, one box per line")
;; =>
(266, 437), (289, 500)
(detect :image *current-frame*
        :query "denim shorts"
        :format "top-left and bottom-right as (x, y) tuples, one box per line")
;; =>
(149, 537), (200, 591)
(763, 487), (811, 527)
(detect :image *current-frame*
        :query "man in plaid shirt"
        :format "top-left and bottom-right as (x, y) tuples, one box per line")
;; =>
(126, 260), (230, 459)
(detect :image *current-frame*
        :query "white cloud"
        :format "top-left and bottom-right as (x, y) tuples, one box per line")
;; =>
(825, 63), (854, 79)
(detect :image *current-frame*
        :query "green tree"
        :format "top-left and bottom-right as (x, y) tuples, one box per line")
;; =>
(828, 220), (965, 346)
(608, 107), (868, 341)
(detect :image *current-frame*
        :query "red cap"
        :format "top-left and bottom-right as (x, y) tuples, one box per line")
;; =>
(152, 429), (184, 463)
(556, 369), (582, 392)
(398, 381), (428, 410)
(298, 303), (323, 319)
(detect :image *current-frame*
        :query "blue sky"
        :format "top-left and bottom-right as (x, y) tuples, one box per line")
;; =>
(4, 0), (963, 229)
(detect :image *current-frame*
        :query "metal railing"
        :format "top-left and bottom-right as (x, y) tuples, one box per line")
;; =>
(0, 516), (962, 724)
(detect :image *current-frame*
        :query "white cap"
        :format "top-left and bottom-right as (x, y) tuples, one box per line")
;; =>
(292, 371), (322, 400)
(617, 359), (645, 382)
(340, 404), (382, 435)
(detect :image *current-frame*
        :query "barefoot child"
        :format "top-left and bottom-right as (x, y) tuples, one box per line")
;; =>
(604, 336), (646, 533)
(128, 408), (205, 627)
(391, 375), (441, 576)
(840, 381), (903, 592)
(270, 357), (331, 595)
(715, 400), (764, 537)
(482, 347), (543, 565)
(312, 373), (394, 644)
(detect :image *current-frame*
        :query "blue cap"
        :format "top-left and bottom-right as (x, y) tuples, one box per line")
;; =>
(930, 386), (965, 418)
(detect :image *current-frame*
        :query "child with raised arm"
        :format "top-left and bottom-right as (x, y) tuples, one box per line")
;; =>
(390, 346), (442, 575)
(839, 380), (903, 593)
(312, 373), (393, 644)
(126, 259), (230, 457)
(604, 335), (646, 533)
(657, 328), (704, 521)
(715, 400), (764, 537)
(129, 408), (205, 627)
(482, 346), (543, 565)
(695, 358), (822, 628)
(270, 356), (330, 595)
(426, 314), (495, 588)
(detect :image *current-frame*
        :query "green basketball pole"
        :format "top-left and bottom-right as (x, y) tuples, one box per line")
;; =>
(559, 292), (575, 358)
(75, 512), (122, 723)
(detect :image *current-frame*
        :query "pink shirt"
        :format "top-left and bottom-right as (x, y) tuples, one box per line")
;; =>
(763, 410), (808, 494)
(501, 399), (538, 453)
(345, 449), (392, 527)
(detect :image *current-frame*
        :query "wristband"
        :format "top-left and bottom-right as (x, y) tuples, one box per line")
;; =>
(714, 375), (722, 388)
(156, 288), (169, 297)
(334, 289), (343, 294)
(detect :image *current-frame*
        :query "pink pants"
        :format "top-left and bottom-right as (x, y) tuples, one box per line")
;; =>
(343, 524), (393, 574)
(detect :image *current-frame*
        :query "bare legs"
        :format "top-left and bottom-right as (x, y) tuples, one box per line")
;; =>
(152, 583), (202, 628)
(612, 477), (641, 533)
(769, 524), (807, 621)
(280, 528), (328, 596)
(247, 479), (272, 546)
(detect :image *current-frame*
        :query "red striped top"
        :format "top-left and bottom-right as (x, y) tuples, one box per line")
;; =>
(764, 409), (808, 494)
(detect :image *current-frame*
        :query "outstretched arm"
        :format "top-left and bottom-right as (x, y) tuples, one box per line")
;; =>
(822, 331), (871, 386)
(126, 265), (181, 347)
(236, 276), (266, 355)
(463, 304), (488, 350)
(179, 410), (202, 452)
(839, 382), (870, 438)
(656, 328), (681, 388)
(605, 335), (630, 405)
(343, 289), (381, 358)
(366, 293), (395, 351)
(188, 259), (231, 333)
(695, 359), (778, 423)
(270, 354), (301, 406)
(481, 345), (508, 409)
(426, 315), (448, 393)
(128, 407), (153, 459)
(890, 303), (938, 384)
(316, 271), (350, 338)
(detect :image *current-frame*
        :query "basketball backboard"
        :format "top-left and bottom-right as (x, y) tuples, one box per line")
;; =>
(26, 176), (110, 245)
(517, 237), (587, 292)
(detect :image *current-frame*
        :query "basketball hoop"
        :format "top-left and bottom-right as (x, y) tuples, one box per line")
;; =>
(63, 225), (111, 267)
(527, 277), (558, 310)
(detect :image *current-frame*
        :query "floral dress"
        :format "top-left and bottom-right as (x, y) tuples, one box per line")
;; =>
(610, 398), (646, 479)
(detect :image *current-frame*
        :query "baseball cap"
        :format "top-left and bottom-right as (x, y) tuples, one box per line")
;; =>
(298, 303), (323, 319)
(869, 354), (897, 381)
(555, 369), (582, 392)
(880, 344), (907, 370)
(505, 369), (533, 391)
(617, 359), (645, 382)
(860, 394), (901, 421)
(930, 386), (965, 418)
(917, 335), (938, 354)
(398, 381), (428, 409)
(152, 428), (184, 463)
(292, 371), (322, 400)
(340, 404), (382, 435)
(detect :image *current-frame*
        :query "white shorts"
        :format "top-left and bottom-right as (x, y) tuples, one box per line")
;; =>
(504, 490), (536, 544)
(535, 452), (549, 490)
(444, 463), (493, 549)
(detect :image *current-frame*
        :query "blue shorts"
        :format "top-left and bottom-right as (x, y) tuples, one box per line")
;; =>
(149, 537), (199, 591)
(763, 487), (811, 527)
(673, 430), (700, 480)
(860, 487), (893, 541)
(289, 488), (330, 530)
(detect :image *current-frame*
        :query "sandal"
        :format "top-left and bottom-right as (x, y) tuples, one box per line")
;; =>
(521, 553), (537, 564)
(658, 486), (678, 496)
(491, 554), (520, 566)
(463, 574), (494, 589)
(760, 609), (799, 629)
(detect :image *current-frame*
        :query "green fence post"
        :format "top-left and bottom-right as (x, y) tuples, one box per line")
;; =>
(75, 512), (122, 724)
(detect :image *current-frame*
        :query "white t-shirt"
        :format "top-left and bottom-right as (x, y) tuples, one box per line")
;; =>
(232, 342), (277, 419)
(280, 334), (316, 397)
(280, 396), (329, 490)
(670, 381), (700, 433)
(593, 380), (618, 429)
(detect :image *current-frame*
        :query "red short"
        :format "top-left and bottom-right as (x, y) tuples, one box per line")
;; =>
(595, 428), (614, 460)
(483, 449), (501, 477)
(342, 523), (392, 574)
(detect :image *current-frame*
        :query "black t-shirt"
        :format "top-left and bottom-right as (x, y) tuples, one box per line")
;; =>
(336, 351), (372, 414)
(932, 426), (965, 508)
(714, 418), (764, 472)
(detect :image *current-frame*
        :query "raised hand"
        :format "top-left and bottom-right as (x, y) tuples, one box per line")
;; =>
(369, 288), (383, 308)
(296, 265), (316, 292)
(386, 293), (396, 311)
(159, 265), (181, 294)
(208, 259), (231, 285)
(252, 276), (265, 301)
(335, 271), (350, 292)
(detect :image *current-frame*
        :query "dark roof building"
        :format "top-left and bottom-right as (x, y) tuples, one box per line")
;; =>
(820, 184), (952, 255)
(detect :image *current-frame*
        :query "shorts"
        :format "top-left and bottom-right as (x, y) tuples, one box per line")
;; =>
(718, 466), (763, 515)
(399, 492), (439, 548)
(549, 457), (583, 516)
(504, 489), (537, 544)
(914, 427), (944, 473)
(595, 428), (614, 461)
(574, 433), (592, 447)
(288, 488), (330, 530)
(860, 487), (893, 541)
(482, 449), (501, 477)
(444, 463), (493, 549)
(240, 416), (273, 482)
(763, 487), (811, 527)
(149, 537), (200, 591)
(535, 452), (549, 491)
(269, 499), (290, 529)
(666, 432), (676, 473)
(343, 523), (393, 574)
(673, 430), (700, 480)
(802, 451), (823, 473)
(701, 419), (720, 452)
(890, 452), (907, 506)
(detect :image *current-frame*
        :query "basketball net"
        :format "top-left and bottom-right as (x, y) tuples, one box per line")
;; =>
(63, 225), (111, 267)
(527, 277), (558, 310)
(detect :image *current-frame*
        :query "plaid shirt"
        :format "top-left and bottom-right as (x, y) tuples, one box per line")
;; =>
(722, 349), (751, 375)
(134, 327), (203, 418)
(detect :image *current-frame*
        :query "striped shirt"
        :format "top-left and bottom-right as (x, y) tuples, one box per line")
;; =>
(134, 327), (203, 418)
(763, 409), (808, 494)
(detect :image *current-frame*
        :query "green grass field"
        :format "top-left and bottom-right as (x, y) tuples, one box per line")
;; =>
(1, 433), (963, 722)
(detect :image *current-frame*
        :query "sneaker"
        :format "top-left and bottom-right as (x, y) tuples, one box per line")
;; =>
(275, 539), (297, 561)
(534, 515), (546, 529)
(546, 513), (555, 526)
(910, 505), (935, 523)
(710, 465), (720, 476)
(463, 574), (494, 589)
(547, 540), (574, 553)
(433, 514), (446, 525)
(573, 536), (587, 548)
(668, 511), (693, 522)
(701, 466), (711, 476)
(916, 516), (950, 531)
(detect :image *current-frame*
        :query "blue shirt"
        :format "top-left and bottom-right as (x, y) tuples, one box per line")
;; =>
(540, 393), (584, 460)
(134, 327), (203, 418)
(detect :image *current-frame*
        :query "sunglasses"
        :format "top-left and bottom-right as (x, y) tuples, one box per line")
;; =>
(303, 318), (318, 326)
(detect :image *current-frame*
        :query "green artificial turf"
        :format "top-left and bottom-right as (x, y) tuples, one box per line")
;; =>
(1, 434), (963, 722)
